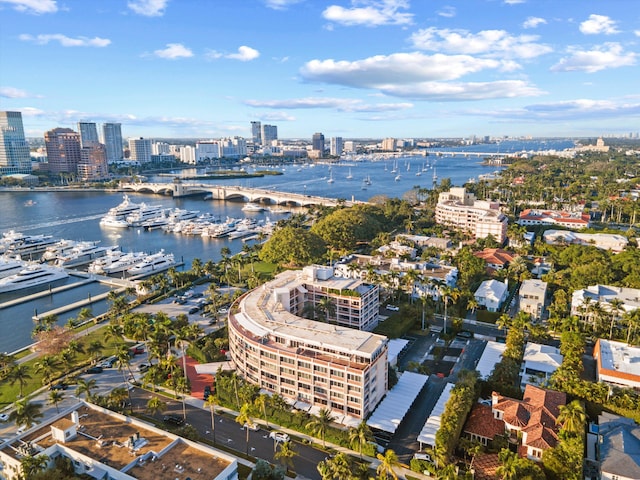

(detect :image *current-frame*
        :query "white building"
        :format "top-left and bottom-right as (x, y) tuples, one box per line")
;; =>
(543, 230), (628, 252)
(196, 141), (221, 161)
(474, 279), (508, 312)
(518, 279), (548, 321)
(435, 187), (508, 243)
(476, 341), (507, 379)
(330, 137), (343, 156)
(521, 342), (563, 388)
(518, 209), (590, 229)
(101, 122), (123, 163)
(128, 137), (152, 163)
(571, 285), (640, 318)
(594, 339), (640, 389)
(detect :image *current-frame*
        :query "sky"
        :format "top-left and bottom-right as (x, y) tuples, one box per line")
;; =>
(0, 0), (639, 140)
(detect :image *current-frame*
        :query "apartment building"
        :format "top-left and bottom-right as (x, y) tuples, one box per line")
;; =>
(435, 187), (508, 243)
(228, 267), (388, 422)
(518, 209), (590, 229)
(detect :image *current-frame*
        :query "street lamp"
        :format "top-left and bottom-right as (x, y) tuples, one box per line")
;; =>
(303, 184), (307, 196)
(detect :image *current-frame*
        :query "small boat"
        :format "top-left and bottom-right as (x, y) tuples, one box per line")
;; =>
(327, 170), (335, 184)
(242, 203), (264, 212)
(24, 200), (37, 207)
(346, 168), (353, 180)
(395, 174), (401, 181)
(0, 264), (69, 293)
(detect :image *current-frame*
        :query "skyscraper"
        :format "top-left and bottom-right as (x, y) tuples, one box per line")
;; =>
(44, 128), (82, 175)
(77, 122), (99, 147)
(312, 132), (325, 155)
(0, 111), (31, 175)
(128, 137), (152, 163)
(261, 124), (277, 147)
(101, 123), (123, 163)
(330, 137), (343, 156)
(251, 121), (261, 145)
(78, 143), (108, 180)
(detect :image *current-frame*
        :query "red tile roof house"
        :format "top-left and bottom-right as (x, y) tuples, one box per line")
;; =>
(473, 248), (516, 271)
(517, 209), (591, 229)
(464, 385), (566, 462)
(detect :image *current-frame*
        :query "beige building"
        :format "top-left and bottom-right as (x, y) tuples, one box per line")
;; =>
(228, 266), (388, 421)
(518, 279), (548, 321)
(435, 187), (508, 243)
(0, 402), (238, 480)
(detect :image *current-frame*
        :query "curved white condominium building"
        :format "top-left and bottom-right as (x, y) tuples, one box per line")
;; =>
(229, 266), (388, 421)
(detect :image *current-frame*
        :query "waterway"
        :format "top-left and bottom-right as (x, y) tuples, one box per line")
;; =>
(0, 139), (574, 353)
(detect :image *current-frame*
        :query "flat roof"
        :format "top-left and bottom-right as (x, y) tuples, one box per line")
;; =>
(237, 269), (387, 358)
(417, 383), (454, 447)
(367, 371), (429, 434)
(597, 339), (640, 378)
(476, 341), (506, 379)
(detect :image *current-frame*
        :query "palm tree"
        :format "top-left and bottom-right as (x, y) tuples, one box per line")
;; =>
(87, 340), (103, 364)
(274, 440), (297, 472)
(9, 363), (32, 398)
(348, 420), (374, 459)
(436, 464), (458, 480)
(557, 399), (586, 436)
(34, 355), (60, 387)
(108, 387), (130, 412)
(496, 448), (518, 480)
(48, 389), (64, 414)
(315, 297), (336, 324)
(235, 403), (254, 456)
(204, 395), (218, 444)
(607, 298), (625, 340)
(306, 407), (335, 448)
(376, 449), (400, 480)
(9, 399), (43, 430)
(75, 378), (97, 401)
(145, 396), (166, 417)
(20, 453), (49, 479)
(439, 285), (460, 335)
(254, 393), (270, 428)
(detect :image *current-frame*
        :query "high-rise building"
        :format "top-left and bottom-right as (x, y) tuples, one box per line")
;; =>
(312, 132), (325, 155)
(0, 111), (31, 175)
(128, 137), (152, 163)
(44, 128), (82, 175)
(101, 123), (123, 163)
(382, 138), (396, 151)
(78, 143), (108, 180)
(77, 122), (99, 148)
(330, 137), (343, 156)
(251, 121), (261, 145)
(261, 124), (277, 147)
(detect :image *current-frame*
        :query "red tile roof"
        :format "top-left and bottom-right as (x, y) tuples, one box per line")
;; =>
(463, 404), (505, 440)
(473, 248), (515, 266)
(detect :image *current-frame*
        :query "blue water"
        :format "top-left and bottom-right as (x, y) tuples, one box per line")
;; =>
(0, 139), (573, 352)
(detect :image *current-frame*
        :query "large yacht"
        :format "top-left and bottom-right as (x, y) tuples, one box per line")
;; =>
(0, 264), (69, 293)
(242, 203), (264, 212)
(99, 251), (147, 275)
(5, 234), (59, 257)
(87, 249), (125, 274)
(0, 256), (26, 279)
(53, 242), (113, 268)
(99, 194), (143, 228)
(41, 239), (78, 262)
(125, 204), (164, 227)
(127, 251), (176, 276)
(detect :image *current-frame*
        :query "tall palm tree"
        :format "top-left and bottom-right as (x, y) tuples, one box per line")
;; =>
(9, 399), (43, 430)
(34, 355), (60, 387)
(9, 363), (32, 398)
(274, 440), (296, 472)
(607, 298), (625, 340)
(306, 407), (335, 448)
(439, 285), (460, 335)
(557, 399), (587, 436)
(315, 297), (336, 324)
(235, 403), (254, 456)
(348, 420), (374, 459)
(204, 395), (217, 444)
(75, 378), (97, 401)
(20, 453), (49, 479)
(48, 389), (64, 414)
(254, 393), (270, 428)
(376, 449), (400, 480)
(146, 396), (166, 417)
(87, 340), (103, 364)
(496, 448), (519, 480)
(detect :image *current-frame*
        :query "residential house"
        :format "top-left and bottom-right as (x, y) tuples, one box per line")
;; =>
(518, 279), (548, 321)
(543, 230), (628, 252)
(520, 342), (563, 388)
(593, 339), (640, 389)
(518, 209), (590, 229)
(571, 285), (640, 320)
(595, 412), (640, 480)
(473, 248), (515, 271)
(474, 279), (508, 312)
(463, 404), (507, 446)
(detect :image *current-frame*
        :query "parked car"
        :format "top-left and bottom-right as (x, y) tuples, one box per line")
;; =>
(49, 382), (68, 391)
(269, 431), (290, 443)
(456, 330), (473, 339)
(188, 306), (200, 314)
(385, 304), (400, 311)
(413, 452), (434, 463)
(203, 385), (211, 400)
(163, 415), (185, 426)
(85, 366), (103, 374)
(243, 422), (260, 431)
(137, 363), (150, 372)
(100, 358), (116, 368)
(130, 345), (144, 356)
(0, 413), (9, 422)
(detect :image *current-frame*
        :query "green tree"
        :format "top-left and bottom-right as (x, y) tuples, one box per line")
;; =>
(274, 440), (296, 472)
(75, 378), (97, 401)
(204, 395), (218, 444)
(557, 399), (586, 437)
(48, 389), (64, 414)
(348, 420), (374, 459)
(9, 363), (32, 398)
(259, 226), (326, 266)
(9, 399), (43, 430)
(306, 407), (335, 448)
(145, 396), (166, 417)
(376, 449), (400, 480)
(20, 453), (49, 479)
(235, 402), (254, 456)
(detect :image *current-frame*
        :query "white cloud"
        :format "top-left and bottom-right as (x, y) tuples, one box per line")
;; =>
(264, 0), (302, 10)
(504, 0), (525, 4)
(523, 16), (546, 29)
(437, 6), (455, 18)
(322, 0), (413, 27)
(301, 52), (505, 86)
(551, 42), (635, 73)
(0, 86), (29, 98)
(261, 112), (297, 121)
(410, 28), (552, 59)
(481, 98), (640, 121)
(226, 46), (260, 61)
(19, 33), (111, 47)
(153, 43), (193, 59)
(127, 0), (168, 17)
(579, 14), (619, 35)
(379, 80), (542, 100)
(0, 0), (57, 14)
(635, 30), (640, 37)
(245, 97), (413, 112)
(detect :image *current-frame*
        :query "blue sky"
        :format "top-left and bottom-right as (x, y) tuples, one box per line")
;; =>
(0, 0), (638, 140)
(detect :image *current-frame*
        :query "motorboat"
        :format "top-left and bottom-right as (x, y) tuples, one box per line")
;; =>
(242, 203), (264, 212)
(0, 264), (69, 293)
(99, 215), (130, 228)
(54, 242), (112, 268)
(0, 256), (25, 279)
(127, 251), (176, 276)
(346, 168), (353, 180)
(168, 208), (199, 222)
(100, 194), (144, 228)
(41, 239), (78, 262)
(125, 204), (164, 226)
(5, 234), (58, 257)
(100, 251), (148, 275)
(87, 249), (125, 274)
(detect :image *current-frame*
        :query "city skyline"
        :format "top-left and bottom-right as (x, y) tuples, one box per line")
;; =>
(0, 0), (638, 139)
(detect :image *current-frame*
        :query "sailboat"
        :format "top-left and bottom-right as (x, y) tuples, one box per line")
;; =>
(390, 160), (398, 174)
(361, 178), (368, 190)
(327, 169), (335, 184)
(365, 175), (372, 186)
(407, 162), (411, 172)
(346, 168), (353, 180)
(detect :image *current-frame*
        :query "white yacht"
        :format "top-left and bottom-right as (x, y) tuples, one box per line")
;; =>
(125, 204), (164, 227)
(54, 242), (112, 268)
(100, 251), (148, 275)
(99, 215), (130, 228)
(5, 234), (59, 257)
(0, 264), (69, 293)
(242, 203), (264, 212)
(168, 208), (199, 222)
(87, 249), (125, 274)
(0, 256), (25, 279)
(41, 239), (78, 262)
(127, 251), (176, 276)
(100, 194), (143, 228)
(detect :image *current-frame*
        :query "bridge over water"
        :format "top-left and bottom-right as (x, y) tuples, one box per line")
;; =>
(120, 182), (356, 207)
